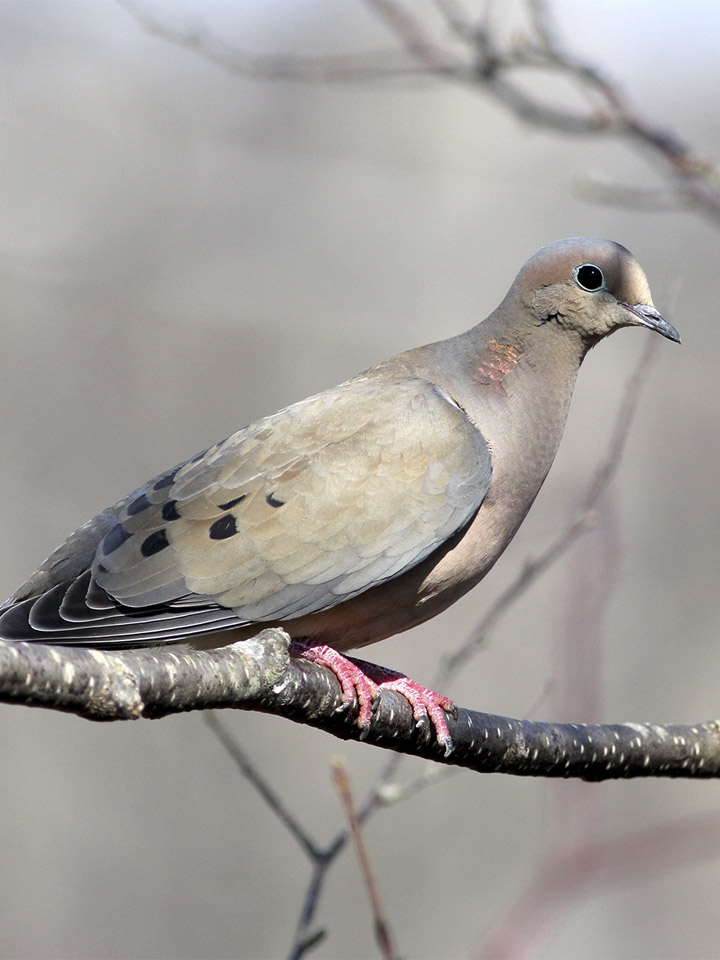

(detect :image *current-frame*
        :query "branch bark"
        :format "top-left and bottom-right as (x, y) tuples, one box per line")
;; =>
(2, 633), (718, 780)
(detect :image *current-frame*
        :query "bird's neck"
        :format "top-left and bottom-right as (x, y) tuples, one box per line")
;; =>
(436, 313), (586, 423)
(422, 314), (587, 515)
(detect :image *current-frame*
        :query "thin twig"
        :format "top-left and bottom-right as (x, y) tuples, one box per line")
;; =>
(203, 712), (322, 860)
(576, 178), (687, 212)
(119, 0), (720, 221)
(288, 750), (452, 958)
(289, 858), (333, 960)
(118, 0), (435, 81)
(363, 0), (464, 73)
(433, 0), (473, 39)
(331, 758), (398, 960)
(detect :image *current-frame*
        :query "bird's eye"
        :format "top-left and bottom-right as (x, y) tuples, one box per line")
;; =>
(574, 263), (605, 292)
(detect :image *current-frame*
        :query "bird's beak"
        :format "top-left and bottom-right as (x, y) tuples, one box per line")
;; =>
(621, 303), (681, 343)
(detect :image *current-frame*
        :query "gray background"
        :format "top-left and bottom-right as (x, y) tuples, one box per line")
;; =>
(1, 2), (719, 958)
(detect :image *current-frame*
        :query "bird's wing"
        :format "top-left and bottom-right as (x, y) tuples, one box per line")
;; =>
(0, 376), (491, 644)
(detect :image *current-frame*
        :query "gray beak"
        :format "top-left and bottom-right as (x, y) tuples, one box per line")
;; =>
(621, 303), (681, 343)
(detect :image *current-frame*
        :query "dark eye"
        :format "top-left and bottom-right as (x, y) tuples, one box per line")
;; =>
(574, 263), (605, 291)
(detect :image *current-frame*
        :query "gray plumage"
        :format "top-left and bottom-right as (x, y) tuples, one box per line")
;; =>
(0, 238), (679, 656)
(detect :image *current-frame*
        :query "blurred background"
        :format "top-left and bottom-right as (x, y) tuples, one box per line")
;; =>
(1, 2), (719, 958)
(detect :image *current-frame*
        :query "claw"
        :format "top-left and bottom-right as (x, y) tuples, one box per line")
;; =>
(290, 641), (455, 754)
(291, 641), (379, 726)
(377, 674), (455, 755)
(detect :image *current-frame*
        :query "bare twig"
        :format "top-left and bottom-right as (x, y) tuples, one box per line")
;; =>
(331, 758), (398, 960)
(118, 0), (720, 223)
(363, 0), (465, 73)
(433, 0), (474, 39)
(203, 712), (322, 860)
(286, 751), (446, 958)
(577, 177), (687, 212)
(117, 0), (434, 81)
(369, 0), (720, 219)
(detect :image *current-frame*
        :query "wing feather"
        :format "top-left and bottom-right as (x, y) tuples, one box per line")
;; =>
(0, 375), (492, 644)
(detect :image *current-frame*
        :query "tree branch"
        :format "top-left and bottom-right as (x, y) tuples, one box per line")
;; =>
(118, 0), (720, 224)
(331, 757), (398, 960)
(2, 633), (718, 780)
(116, 0), (435, 81)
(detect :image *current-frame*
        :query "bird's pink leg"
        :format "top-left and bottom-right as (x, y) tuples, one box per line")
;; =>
(361, 660), (456, 757)
(291, 641), (455, 756)
(293, 641), (380, 728)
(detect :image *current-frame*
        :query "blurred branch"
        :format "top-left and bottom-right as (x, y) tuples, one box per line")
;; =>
(331, 757), (398, 960)
(119, 0), (720, 224)
(1, 632), (718, 780)
(477, 809), (720, 959)
(203, 711), (322, 860)
(576, 177), (688, 212)
(368, 0), (720, 220)
(117, 0), (437, 81)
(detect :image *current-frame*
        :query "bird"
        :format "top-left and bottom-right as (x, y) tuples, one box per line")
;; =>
(0, 238), (679, 753)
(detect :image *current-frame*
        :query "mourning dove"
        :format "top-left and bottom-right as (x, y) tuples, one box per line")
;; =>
(0, 238), (679, 753)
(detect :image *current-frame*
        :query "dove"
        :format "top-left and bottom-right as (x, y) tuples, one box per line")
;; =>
(0, 238), (679, 753)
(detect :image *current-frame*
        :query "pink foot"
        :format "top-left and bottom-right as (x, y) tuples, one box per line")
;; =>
(293, 641), (380, 728)
(291, 641), (456, 756)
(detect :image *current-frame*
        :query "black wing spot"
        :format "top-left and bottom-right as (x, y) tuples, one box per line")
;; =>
(102, 524), (132, 556)
(127, 493), (152, 516)
(161, 500), (181, 522)
(266, 492), (285, 508)
(209, 515), (238, 540)
(218, 494), (246, 511)
(140, 529), (170, 557)
(153, 472), (176, 491)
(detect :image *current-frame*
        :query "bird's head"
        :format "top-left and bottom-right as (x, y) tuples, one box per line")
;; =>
(514, 237), (680, 347)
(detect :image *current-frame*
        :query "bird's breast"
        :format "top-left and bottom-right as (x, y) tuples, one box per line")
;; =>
(196, 357), (579, 654)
